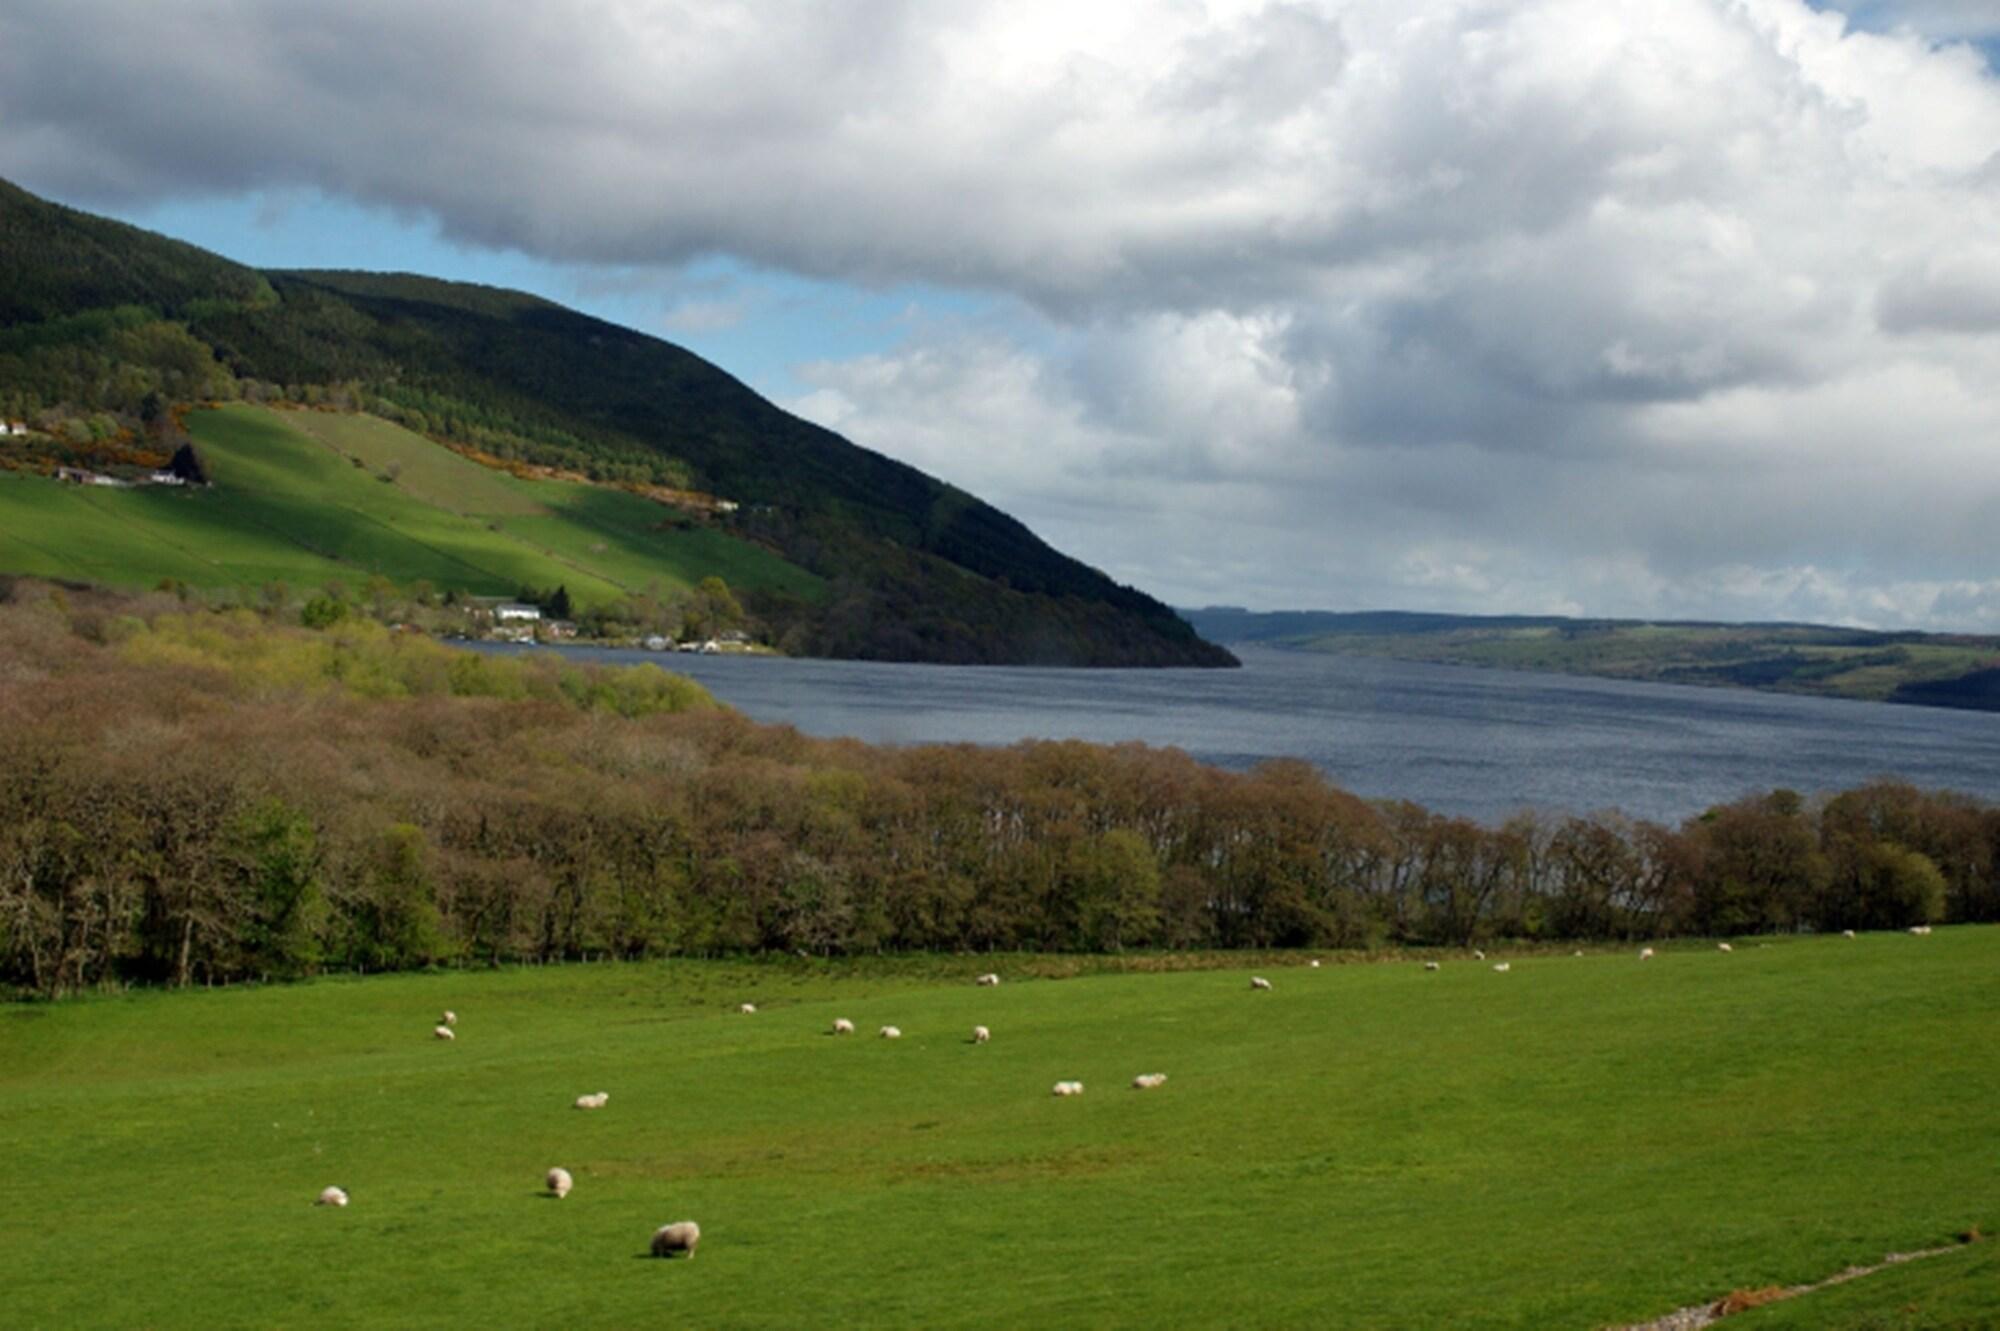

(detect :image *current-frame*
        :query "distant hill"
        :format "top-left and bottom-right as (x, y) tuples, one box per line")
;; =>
(0, 177), (1233, 667)
(1183, 607), (2000, 712)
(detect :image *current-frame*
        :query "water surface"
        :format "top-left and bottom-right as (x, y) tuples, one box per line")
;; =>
(483, 642), (2000, 824)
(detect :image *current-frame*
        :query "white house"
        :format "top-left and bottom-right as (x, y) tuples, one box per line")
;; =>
(494, 603), (542, 622)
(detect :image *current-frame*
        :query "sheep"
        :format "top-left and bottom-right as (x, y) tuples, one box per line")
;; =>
(972, 1025), (991, 1044)
(1717, 942), (1733, 953)
(440, 1010), (457, 1027)
(739, 1003), (757, 1014)
(651, 1221), (701, 1259)
(832, 1018), (855, 1035)
(1472, 949), (1485, 961)
(1492, 962), (1511, 973)
(1250, 976), (1272, 991)
(1638, 947), (1655, 960)
(316, 1186), (348, 1208)
(1842, 929), (1857, 939)
(1572, 950), (1585, 957)
(1131, 1073), (1167, 1090)
(1909, 924), (1933, 936)
(1423, 961), (1440, 972)
(976, 973), (1001, 986)
(573, 1092), (609, 1110)
(433, 1024), (455, 1041)
(880, 1025), (902, 1039)
(546, 1167), (573, 1199)
(1309, 959), (1322, 968)
(1052, 1080), (1085, 1096)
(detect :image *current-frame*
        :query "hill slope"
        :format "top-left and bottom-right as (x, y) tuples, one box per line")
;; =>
(0, 177), (1232, 666)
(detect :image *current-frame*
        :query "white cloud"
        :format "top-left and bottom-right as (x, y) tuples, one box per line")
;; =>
(4, 1), (2000, 628)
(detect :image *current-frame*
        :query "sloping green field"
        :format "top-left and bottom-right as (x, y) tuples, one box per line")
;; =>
(0, 405), (823, 606)
(2, 933), (1995, 1329)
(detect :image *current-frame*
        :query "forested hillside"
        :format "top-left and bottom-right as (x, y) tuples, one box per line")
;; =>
(0, 178), (1231, 666)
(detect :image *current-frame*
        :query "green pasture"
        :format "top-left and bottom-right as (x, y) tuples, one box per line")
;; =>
(0, 405), (821, 607)
(2, 932), (1995, 1328)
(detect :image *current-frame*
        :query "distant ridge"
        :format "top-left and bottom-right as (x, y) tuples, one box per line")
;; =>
(1182, 606), (2000, 712)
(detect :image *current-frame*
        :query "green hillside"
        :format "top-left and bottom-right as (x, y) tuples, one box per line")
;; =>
(3, 938), (1995, 1328)
(0, 177), (1233, 666)
(0, 404), (822, 606)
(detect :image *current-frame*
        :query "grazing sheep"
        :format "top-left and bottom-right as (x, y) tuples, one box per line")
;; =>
(546, 1167), (573, 1199)
(739, 1003), (757, 1014)
(651, 1221), (701, 1259)
(1052, 1080), (1085, 1096)
(832, 1018), (855, 1035)
(1131, 1073), (1168, 1090)
(1717, 942), (1733, 953)
(1909, 924), (1933, 936)
(1250, 976), (1272, 991)
(440, 1010), (457, 1027)
(972, 1025), (991, 1044)
(316, 1186), (348, 1208)
(1492, 962), (1511, 973)
(976, 973), (1001, 986)
(1309, 959), (1322, 968)
(1572, 950), (1584, 957)
(433, 1024), (455, 1041)
(1842, 929), (1857, 939)
(1472, 949), (1485, 961)
(880, 1025), (902, 1039)
(1639, 947), (1655, 960)
(574, 1092), (609, 1110)
(1423, 961), (1440, 972)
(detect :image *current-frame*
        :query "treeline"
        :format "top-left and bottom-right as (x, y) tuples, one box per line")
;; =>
(4, 583), (1996, 998)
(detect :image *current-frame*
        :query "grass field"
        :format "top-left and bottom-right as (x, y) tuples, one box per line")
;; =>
(0, 405), (823, 608)
(3, 932), (1996, 1328)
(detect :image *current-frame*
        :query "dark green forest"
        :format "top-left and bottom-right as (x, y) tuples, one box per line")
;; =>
(4, 581), (1992, 998)
(0, 177), (1231, 667)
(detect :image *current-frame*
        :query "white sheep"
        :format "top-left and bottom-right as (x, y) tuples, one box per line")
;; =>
(1250, 976), (1272, 991)
(1472, 949), (1485, 961)
(832, 1018), (855, 1035)
(1909, 924), (1933, 936)
(1842, 929), (1857, 939)
(1717, 942), (1733, 953)
(433, 1024), (455, 1041)
(1638, 947), (1655, 960)
(651, 1221), (701, 1259)
(573, 1092), (609, 1110)
(440, 1010), (457, 1027)
(546, 1167), (573, 1199)
(1492, 962), (1511, 973)
(972, 1025), (991, 1044)
(1309, 959), (1321, 968)
(1052, 1080), (1085, 1096)
(976, 973), (1001, 986)
(1423, 961), (1440, 972)
(316, 1186), (348, 1208)
(739, 1003), (757, 1014)
(880, 1025), (902, 1039)
(1131, 1073), (1168, 1090)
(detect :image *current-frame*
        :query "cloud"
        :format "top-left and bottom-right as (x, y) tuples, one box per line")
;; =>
(4, 1), (2000, 628)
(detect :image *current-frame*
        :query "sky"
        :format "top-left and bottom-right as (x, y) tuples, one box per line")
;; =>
(3, 1), (1998, 630)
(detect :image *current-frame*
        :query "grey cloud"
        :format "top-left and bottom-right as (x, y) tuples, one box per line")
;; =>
(6, 1), (2000, 629)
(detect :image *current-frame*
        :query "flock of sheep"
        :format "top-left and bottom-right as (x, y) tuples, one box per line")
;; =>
(316, 927), (1921, 1259)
